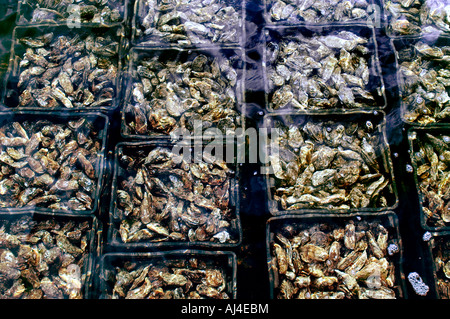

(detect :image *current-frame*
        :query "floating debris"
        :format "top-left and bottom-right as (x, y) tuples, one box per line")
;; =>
(423, 231), (432, 241)
(407, 272), (429, 297)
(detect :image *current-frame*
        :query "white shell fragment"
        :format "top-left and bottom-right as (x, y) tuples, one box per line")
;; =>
(407, 272), (429, 296)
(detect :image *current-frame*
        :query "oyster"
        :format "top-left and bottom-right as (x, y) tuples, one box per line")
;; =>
(267, 0), (371, 24)
(398, 40), (450, 125)
(0, 118), (104, 211)
(114, 145), (238, 244)
(17, 0), (124, 25)
(410, 131), (450, 228)
(385, 0), (450, 36)
(123, 49), (241, 137)
(105, 257), (230, 299)
(0, 215), (91, 299)
(430, 235), (450, 298)
(267, 117), (394, 211)
(270, 218), (399, 299)
(135, 0), (241, 47)
(6, 27), (120, 110)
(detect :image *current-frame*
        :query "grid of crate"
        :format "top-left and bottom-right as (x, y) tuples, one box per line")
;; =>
(0, 0), (448, 300)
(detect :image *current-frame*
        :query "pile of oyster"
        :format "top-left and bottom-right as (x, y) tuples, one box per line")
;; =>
(17, 0), (124, 25)
(115, 146), (238, 244)
(104, 257), (230, 299)
(0, 215), (92, 299)
(267, 0), (372, 24)
(409, 131), (450, 228)
(9, 30), (119, 109)
(270, 219), (400, 299)
(385, 0), (450, 36)
(265, 30), (382, 110)
(267, 118), (394, 211)
(134, 0), (241, 46)
(398, 41), (450, 125)
(0, 118), (103, 211)
(123, 51), (240, 137)
(431, 235), (450, 299)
